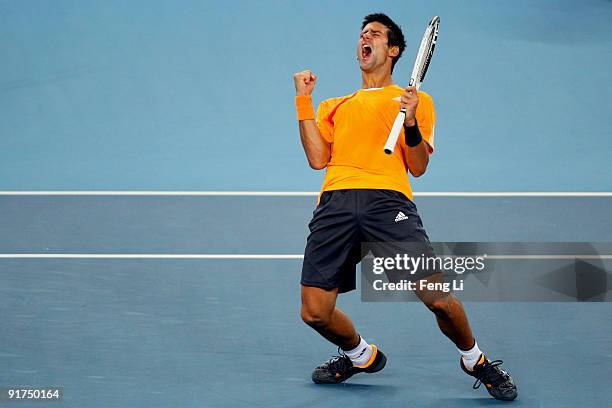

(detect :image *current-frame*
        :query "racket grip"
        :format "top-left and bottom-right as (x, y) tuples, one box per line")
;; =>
(384, 110), (406, 154)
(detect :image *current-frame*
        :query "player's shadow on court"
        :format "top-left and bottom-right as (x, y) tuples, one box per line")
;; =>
(306, 382), (400, 396)
(432, 397), (522, 406)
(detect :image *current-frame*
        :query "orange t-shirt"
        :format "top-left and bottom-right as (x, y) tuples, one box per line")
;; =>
(316, 84), (436, 201)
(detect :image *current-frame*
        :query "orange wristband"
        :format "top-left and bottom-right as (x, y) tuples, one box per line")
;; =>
(295, 95), (315, 121)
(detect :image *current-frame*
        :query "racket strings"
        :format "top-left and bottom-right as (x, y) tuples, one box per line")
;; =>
(411, 18), (439, 88)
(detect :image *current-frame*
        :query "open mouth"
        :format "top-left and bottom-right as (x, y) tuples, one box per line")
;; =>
(361, 44), (372, 60)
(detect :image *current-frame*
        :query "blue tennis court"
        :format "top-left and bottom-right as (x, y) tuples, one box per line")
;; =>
(1, 0), (612, 407)
(1, 194), (611, 407)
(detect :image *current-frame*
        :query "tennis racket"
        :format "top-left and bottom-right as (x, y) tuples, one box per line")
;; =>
(384, 16), (440, 154)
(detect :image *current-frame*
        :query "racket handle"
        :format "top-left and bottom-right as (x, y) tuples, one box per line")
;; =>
(384, 110), (406, 154)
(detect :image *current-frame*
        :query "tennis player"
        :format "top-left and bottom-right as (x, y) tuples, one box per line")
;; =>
(293, 13), (517, 401)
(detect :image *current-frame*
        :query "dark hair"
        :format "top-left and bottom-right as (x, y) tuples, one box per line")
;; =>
(361, 13), (406, 72)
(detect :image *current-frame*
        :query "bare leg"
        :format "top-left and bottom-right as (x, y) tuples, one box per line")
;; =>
(300, 285), (360, 350)
(415, 273), (475, 350)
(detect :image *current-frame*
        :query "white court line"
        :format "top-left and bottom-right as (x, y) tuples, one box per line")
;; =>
(484, 255), (612, 260)
(0, 191), (320, 196)
(0, 191), (611, 197)
(0, 254), (305, 259)
(1, 254), (612, 260)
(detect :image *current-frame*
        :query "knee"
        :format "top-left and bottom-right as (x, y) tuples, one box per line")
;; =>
(425, 297), (452, 318)
(300, 304), (332, 329)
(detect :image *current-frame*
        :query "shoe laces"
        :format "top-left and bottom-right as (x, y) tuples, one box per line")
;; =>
(472, 359), (513, 390)
(320, 348), (353, 373)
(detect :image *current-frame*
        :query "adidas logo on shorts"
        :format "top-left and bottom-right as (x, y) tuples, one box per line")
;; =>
(394, 211), (408, 222)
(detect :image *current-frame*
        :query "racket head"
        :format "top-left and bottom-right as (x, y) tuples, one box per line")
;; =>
(410, 16), (440, 89)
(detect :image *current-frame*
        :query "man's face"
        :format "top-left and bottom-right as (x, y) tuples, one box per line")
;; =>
(357, 21), (397, 73)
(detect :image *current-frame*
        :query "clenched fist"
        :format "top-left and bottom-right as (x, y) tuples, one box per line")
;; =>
(293, 70), (317, 96)
(400, 85), (419, 127)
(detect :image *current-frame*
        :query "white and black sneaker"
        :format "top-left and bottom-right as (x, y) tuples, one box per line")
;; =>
(461, 354), (518, 401)
(311, 345), (387, 384)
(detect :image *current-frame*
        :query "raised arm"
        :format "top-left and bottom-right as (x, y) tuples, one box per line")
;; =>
(293, 70), (331, 170)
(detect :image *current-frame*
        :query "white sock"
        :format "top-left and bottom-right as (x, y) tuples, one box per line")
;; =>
(459, 340), (483, 371)
(343, 336), (374, 367)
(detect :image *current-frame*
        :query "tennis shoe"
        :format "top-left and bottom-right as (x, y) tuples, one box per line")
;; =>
(311, 345), (387, 384)
(461, 354), (518, 401)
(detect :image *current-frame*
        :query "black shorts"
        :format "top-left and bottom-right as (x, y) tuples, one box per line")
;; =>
(301, 189), (433, 293)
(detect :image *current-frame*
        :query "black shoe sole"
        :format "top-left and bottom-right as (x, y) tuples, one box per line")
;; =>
(311, 347), (387, 384)
(311, 371), (343, 384)
(362, 349), (387, 373)
(486, 389), (518, 401)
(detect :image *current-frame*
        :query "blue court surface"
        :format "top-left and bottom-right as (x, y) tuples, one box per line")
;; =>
(1, 194), (612, 407)
(2, 0), (612, 407)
